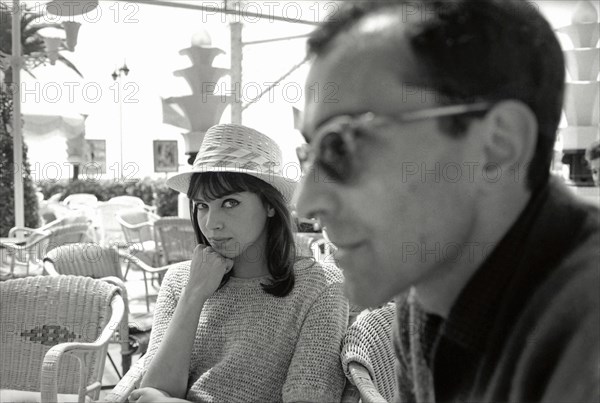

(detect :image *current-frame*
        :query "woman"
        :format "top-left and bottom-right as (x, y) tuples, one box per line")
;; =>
(130, 124), (348, 403)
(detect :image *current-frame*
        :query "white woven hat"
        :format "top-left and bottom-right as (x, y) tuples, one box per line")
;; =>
(167, 124), (297, 203)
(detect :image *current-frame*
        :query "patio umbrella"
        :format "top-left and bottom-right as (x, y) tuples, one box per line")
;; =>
(21, 113), (87, 165)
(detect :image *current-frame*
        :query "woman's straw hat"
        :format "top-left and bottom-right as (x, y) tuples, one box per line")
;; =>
(167, 124), (297, 203)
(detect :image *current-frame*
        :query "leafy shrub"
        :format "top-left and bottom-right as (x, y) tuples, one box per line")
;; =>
(154, 179), (179, 217)
(37, 177), (179, 217)
(0, 92), (39, 236)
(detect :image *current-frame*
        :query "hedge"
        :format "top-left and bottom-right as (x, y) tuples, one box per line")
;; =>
(0, 90), (40, 237)
(38, 177), (179, 218)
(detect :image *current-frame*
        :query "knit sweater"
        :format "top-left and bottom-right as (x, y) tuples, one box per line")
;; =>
(393, 177), (600, 402)
(143, 258), (349, 403)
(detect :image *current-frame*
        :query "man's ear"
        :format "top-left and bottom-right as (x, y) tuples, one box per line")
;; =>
(480, 100), (538, 174)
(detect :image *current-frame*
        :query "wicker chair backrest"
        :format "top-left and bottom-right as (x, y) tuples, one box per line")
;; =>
(154, 217), (195, 264)
(44, 243), (123, 280)
(0, 275), (118, 394)
(341, 303), (398, 402)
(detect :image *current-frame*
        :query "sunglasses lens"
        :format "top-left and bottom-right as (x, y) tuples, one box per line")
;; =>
(318, 129), (354, 182)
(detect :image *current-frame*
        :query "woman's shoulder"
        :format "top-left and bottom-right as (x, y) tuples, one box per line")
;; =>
(292, 258), (344, 290)
(161, 260), (192, 292)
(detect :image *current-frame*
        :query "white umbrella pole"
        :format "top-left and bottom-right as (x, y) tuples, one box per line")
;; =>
(230, 21), (243, 125)
(12, 0), (24, 228)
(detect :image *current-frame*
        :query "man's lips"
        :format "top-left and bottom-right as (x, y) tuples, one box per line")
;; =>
(328, 239), (366, 253)
(326, 234), (364, 249)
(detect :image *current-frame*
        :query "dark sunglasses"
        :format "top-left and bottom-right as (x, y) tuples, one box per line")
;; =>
(296, 102), (491, 184)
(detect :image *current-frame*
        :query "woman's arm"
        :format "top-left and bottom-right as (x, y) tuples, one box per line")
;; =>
(141, 245), (233, 398)
(283, 266), (349, 403)
(129, 387), (192, 403)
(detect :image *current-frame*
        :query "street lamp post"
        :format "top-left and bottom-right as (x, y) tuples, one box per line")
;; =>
(111, 63), (129, 180)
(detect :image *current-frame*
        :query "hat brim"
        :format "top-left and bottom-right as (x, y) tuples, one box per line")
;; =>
(166, 167), (298, 204)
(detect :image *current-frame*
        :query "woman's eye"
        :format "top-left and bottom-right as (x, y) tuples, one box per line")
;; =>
(196, 202), (208, 210)
(223, 199), (239, 208)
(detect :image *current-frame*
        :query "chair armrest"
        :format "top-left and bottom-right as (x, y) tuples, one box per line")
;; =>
(341, 379), (361, 403)
(44, 268), (132, 353)
(41, 294), (125, 403)
(143, 205), (158, 215)
(118, 250), (173, 275)
(120, 220), (155, 231)
(102, 356), (146, 403)
(43, 260), (60, 276)
(8, 226), (36, 237)
(348, 362), (388, 403)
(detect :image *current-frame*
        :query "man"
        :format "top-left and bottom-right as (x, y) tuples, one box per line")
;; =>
(585, 140), (599, 187)
(295, 0), (599, 401)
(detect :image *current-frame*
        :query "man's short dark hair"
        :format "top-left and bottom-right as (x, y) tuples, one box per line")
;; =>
(308, 0), (565, 191)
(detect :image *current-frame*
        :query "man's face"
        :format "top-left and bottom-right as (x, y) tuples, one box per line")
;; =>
(296, 38), (486, 307)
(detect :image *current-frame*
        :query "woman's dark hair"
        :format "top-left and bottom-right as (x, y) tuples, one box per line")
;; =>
(187, 172), (296, 297)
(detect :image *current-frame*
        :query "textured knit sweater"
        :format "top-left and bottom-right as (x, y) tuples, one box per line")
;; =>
(393, 177), (600, 402)
(143, 258), (349, 403)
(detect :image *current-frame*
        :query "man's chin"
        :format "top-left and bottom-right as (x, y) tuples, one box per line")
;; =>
(344, 280), (392, 309)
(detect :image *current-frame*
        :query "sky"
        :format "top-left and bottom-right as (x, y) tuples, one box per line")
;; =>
(16, 0), (321, 181)
(9, 0), (600, 182)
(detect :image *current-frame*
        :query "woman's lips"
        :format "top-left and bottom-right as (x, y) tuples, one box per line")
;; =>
(210, 238), (232, 247)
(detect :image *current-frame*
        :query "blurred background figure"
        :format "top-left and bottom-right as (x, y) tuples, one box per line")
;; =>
(585, 140), (600, 186)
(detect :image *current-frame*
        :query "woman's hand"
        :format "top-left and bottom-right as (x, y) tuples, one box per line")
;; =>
(129, 388), (193, 403)
(185, 244), (233, 301)
(129, 387), (171, 402)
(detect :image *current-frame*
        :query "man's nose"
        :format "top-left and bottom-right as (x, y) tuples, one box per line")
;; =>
(294, 165), (338, 222)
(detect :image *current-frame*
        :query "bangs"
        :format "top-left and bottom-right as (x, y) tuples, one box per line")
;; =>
(187, 172), (258, 201)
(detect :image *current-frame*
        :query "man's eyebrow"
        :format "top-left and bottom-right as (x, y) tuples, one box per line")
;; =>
(303, 111), (369, 142)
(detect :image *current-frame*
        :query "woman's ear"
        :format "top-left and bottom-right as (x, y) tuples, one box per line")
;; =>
(267, 206), (275, 217)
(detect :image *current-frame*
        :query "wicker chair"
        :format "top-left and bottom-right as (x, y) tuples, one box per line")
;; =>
(46, 223), (92, 253)
(43, 243), (159, 376)
(0, 230), (51, 280)
(108, 196), (157, 214)
(117, 210), (162, 310)
(153, 217), (195, 265)
(8, 214), (90, 239)
(95, 203), (134, 248)
(341, 303), (398, 403)
(108, 196), (145, 208)
(0, 275), (124, 403)
(117, 210), (160, 268)
(63, 193), (98, 209)
(294, 233), (336, 263)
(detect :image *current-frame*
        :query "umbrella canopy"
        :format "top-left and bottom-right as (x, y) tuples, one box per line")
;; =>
(22, 113), (87, 163)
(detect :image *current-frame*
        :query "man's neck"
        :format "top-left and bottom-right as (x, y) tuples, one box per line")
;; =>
(414, 187), (532, 318)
